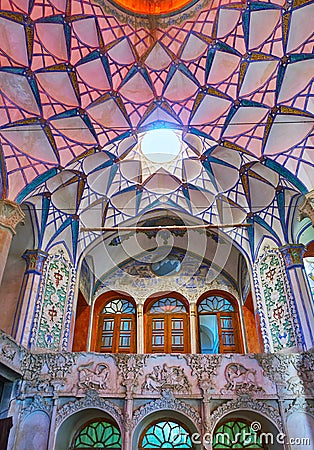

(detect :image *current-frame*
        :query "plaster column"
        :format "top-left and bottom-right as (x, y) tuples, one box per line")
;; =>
(137, 302), (144, 353)
(12, 249), (48, 348)
(190, 302), (198, 353)
(200, 384), (212, 449)
(280, 244), (314, 350)
(123, 381), (134, 450)
(0, 199), (25, 286)
(48, 381), (63, 450)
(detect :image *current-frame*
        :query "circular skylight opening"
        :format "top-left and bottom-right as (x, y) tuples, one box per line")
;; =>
(141, 129), (181, 164)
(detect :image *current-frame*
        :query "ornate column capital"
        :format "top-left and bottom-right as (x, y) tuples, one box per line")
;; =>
(279, 244), (305, 269)
(299, 191), (314, 226)
(0, 199), (25, 234)
(22, 249), (49, 274)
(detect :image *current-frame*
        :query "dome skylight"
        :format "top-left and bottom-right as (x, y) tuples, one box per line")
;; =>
(141, 129), (181, 164)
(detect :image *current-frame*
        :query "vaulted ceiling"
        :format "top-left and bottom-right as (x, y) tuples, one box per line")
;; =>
(0, 0), (313, 264)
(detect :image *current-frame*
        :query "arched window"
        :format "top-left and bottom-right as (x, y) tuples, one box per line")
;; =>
(97, 298), (136, 353)
(71, 419), (122, 449)
(145, 297), (190, 353)
(198, 294), (242, 354)
(213, 420), (264, 448)
(139, 420), (194, 448)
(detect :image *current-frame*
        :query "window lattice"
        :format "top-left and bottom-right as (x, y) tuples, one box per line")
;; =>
(141, 421), (193, 448)
(102, 299), (135, 314)
(213, 420), (263, 448)
(198, 296), (234, 313)
(149, 298), (187, 314)
(73, 420), (122, 448)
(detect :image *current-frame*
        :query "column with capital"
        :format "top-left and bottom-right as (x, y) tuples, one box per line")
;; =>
(0, 199), (25, 286)
(12, 249), (48, 348)
(136, 302), (144, 353)
(280, 244), (313, 350)
(190, 302), (198, 353)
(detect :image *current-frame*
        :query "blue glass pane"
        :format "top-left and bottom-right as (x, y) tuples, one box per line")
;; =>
(141, 421), (192, 448)
(199, 315), (219, 353)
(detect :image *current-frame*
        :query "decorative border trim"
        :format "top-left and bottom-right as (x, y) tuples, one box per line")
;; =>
(21, 394), (51, 419)
(131, 390), (202, 429)
(55, 390), (124, 429)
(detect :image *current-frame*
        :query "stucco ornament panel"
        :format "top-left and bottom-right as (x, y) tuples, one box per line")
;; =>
(0, 330), (25, 371)
(256, 351), (314, 397)
(55, 389), (124, 428)
(285, 398), (314, 417)
(132, 390), (202, 429)
(0, 199), (25, 234)
(134, 355), (200, 396)
(253, 248), (303, 352)
(218, 360), (271, 397)
(141, 363), (191, 394)
(115, 354), (149, 394)
(21, 394), (51, 418)
(30, 251), (76, 351)
(69, 355), (122, 395)
(184, 354), (222, 395)
(209, 398), (283, 434)
(21, 352), (77, 395)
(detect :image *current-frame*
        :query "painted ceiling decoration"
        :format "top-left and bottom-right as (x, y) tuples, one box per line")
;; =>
(0, 0), (313, 264)
(107, 0), (196, 15)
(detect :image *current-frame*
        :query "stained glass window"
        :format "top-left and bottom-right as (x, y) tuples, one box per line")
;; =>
(140, 420), (193, 448)
(213, 420), (264, 448)
(198, 296), (234, 313)
(72, 420), (122, 449)
(149, 298), (187, 313)
(102, 299), (135, 314)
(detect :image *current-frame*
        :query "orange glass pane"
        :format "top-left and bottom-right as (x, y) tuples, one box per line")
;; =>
(110, 0), (193, 15)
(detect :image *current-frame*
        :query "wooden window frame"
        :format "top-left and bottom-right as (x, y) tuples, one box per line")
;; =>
(96, 301), (136, 354)
(146, 312), (190, 353)
(197, 292), (243, 354)
(145, 296), (190, 353)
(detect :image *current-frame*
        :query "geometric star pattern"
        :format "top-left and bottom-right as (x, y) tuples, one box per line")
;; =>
(0, 0), (313, 263)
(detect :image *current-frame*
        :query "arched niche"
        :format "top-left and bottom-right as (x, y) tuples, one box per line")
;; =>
(286, 412), (314, 450)
(55, 408), (122, 450)
(15, 411), (50, 450)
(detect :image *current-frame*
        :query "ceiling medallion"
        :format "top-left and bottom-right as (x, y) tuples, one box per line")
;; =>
(108, 0), (195, 15)
(97, 0), (208, 28)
